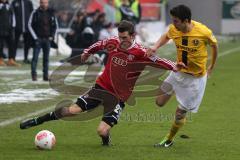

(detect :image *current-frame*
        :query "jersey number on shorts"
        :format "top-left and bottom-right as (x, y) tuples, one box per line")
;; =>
(114, 104), (122, 120)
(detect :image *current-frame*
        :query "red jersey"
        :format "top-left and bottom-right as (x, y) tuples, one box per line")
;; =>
(83, 37), (177, 101)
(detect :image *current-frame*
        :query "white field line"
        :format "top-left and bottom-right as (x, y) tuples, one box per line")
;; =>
(218, 46), (240, 58)
(0, 105), (55, 127)
(0, 46), (240, 127)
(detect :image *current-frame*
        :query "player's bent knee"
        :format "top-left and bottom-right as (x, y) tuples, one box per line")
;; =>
(175, 111), (187, 125)
(175, 107), (187, 120)
(68, 104), (82, 114)
(155, 98), (165, 107)
(155, 93), (171, 107)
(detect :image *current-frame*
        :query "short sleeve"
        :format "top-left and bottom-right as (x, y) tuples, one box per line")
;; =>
(166, 24), (174, 39)
(207, 29), (217, 45)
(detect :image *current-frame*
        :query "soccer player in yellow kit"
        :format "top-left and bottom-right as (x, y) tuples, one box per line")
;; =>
(146, 4), (218, 147)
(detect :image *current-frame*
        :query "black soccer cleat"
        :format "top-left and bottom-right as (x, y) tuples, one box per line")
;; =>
(101, 135), (112, 146)
(20, 118), (42, 129)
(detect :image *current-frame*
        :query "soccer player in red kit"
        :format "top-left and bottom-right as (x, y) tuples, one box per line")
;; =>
(20, 20), (184, 146)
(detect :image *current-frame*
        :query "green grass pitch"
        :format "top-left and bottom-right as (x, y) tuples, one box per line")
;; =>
(0, 39), (240, 160)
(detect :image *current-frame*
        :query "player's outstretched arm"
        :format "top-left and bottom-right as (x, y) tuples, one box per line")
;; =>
(145, 32), (170, 57)
(81, 39), (108, 63)
(145, 55), (177, 71)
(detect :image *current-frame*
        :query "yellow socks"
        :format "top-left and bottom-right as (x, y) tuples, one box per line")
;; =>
(167, 117), (186, 141)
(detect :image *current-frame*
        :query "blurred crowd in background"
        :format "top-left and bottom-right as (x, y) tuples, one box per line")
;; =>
(0, 0), (162, 81)
(58, 0), (142, 48)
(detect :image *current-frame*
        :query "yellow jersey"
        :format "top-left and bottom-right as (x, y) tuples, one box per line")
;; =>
(167, 20), (217, 77)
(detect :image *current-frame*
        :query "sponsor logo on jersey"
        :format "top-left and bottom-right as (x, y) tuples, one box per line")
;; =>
(176, 45), (197, 52)
(192, 39), (199, 46)
(112, 56), (127, 66)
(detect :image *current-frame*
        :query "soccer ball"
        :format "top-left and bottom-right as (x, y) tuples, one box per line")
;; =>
(34, 130), (56, 150)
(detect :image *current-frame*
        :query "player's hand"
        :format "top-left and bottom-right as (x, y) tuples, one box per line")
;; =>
(176, 62), (188, 71)
(145, 47), (157, 57)
(81, 53), (89, 63)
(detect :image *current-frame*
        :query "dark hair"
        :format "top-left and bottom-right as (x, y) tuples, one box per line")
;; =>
(170, 5), (191, 22)
(117, 20), (135, 35)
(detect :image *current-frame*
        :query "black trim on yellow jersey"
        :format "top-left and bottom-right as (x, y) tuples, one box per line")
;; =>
(182, 36), (188, 66)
